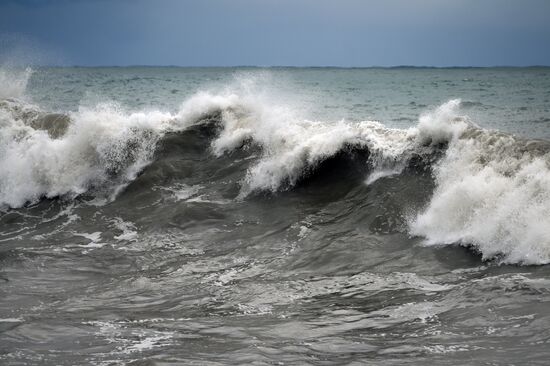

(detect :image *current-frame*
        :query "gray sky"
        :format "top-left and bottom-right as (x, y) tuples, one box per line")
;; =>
(1, 0), (550, 67)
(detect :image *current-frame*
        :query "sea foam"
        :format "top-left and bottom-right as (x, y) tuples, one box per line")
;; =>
(409, 102), (550, 264)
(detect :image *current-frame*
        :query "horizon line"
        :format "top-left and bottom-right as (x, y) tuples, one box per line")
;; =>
(14, 64), (550, 69)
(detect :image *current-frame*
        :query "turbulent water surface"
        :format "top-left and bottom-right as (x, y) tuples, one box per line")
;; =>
(1, 66), (550, 365)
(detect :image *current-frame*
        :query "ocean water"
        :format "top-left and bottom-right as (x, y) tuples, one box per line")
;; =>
(1, 66), (550, 365)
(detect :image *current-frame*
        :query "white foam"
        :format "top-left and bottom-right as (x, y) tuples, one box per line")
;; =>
(409, 100), (550, 264)
(0, 102), (170, 208)
(414, 99), (472, 145)
(365, 168), (403, 185)
(88, 320), (173, 355)
(0, 317), (23, 323)
(112, 218), (138, 242)
(158, 183), (202, 201)
(73, 231), (104, 248)
(73, 231), (101, 242)
(410, 132), (550, 264)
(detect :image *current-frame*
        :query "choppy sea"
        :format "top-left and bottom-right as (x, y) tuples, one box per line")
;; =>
(1, 66), (550, 365)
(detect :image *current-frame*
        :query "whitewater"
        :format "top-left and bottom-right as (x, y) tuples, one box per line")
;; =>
(1, 66), (550, 365)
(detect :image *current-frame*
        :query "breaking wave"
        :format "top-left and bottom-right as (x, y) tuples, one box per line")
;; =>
(1, 72), (549, 265)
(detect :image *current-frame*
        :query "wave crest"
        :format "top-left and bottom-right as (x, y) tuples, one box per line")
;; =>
(410, 127), (550, 264)
(1, 85), (550, 265)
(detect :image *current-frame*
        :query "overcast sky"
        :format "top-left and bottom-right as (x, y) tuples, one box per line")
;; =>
(1, 0), (550, 67)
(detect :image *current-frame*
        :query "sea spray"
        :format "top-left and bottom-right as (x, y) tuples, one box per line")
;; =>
(0, 67), (32, 100)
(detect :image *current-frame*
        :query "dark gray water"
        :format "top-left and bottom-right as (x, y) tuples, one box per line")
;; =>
(1, 67), (550, 365)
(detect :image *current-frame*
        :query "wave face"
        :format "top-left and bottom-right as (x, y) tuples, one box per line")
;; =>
(2, 67), (550, 365)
